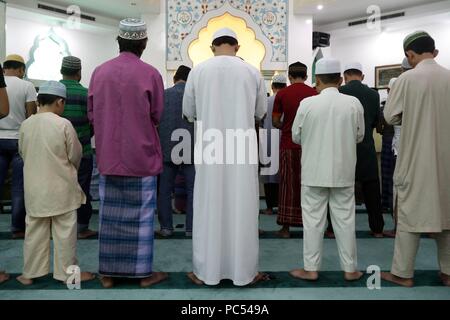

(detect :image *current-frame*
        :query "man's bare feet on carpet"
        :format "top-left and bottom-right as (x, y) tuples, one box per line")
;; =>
(383, 230), (396, 238)
(370, 232), (384, 238)
(140, 272), (168, 287)
(16, 275), (33, 286)
(187, 272), (204, 285)
(276, 227), (290, 238)
(325, 230), (335, 239)
(260, 208), (274, 215)
(12, 232), (25, 240)
(381, 272), (414, 287)
(78, 229), (98, 239)
(99, 276), (114, 288)
(289, 269), (319, 281)
(439, 272), (450, 287)
(0, 271), (10, 284)
(344, 271), (364, 281)
(250, 272), (271, 285)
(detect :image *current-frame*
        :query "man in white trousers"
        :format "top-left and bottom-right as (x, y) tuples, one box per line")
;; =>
(290, 58), (365, 281)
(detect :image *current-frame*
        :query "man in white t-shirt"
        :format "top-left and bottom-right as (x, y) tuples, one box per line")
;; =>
(0, 54), (37, 239)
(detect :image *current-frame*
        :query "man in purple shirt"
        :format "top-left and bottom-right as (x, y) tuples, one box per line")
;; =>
(88, 18), (167, 288)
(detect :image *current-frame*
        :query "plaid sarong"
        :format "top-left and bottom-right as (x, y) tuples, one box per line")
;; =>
(381, 135), (395, 210)
(98, 175), (157, 278)
(277, 148), (302, 227)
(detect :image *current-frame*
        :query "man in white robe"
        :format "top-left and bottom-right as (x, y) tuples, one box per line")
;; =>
(290, 58), (365, 281)
(382, 31), (450, 287)
(183, 28), (267, 286)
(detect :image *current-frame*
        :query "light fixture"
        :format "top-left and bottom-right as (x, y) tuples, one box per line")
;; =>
(317, 4), (324, 10)
(306, 19), (312, 24)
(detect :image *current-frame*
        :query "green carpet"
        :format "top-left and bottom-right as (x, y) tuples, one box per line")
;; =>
(0, 230), (427, 240)
(0, 271), (443, 291)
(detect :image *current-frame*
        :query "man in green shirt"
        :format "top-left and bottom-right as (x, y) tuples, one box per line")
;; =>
(60, 56), (96, 239)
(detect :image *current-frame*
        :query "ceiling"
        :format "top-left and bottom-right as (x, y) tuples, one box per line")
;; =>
(8, 0), (448, 25)
(294, 0), (447, 26)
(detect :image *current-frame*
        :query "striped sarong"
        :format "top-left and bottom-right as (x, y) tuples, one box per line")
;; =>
(98, 175), (157, 278)
(381, 135), (394, 210)
(277, 148), (302, 227)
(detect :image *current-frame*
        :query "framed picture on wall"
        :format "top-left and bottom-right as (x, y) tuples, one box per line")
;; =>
(375, 64), (403, 89)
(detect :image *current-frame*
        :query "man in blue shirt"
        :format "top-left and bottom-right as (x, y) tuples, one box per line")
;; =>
(157, 65), (194, 238)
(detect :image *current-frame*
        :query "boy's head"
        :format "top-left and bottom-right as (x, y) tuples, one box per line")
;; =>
(38, 81), (67, 115)
(314, 58), (343, 93)
(3, 54), (26, 79)
(343, 62), (364, 83)
(288, 62), (308, 83)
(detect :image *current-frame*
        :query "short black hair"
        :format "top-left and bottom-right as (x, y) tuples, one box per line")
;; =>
(405, 36), (435, 55)
(288, 62), (307, 80)
(272, 83), (287, 90)
(117, 36), (148, 57)
(317, 73), (341, 85)
(344, 69), (363, 77)
(61, 67), (81, 77)
(37, 94), (65, 106)
(174, 65), (191, 82)
(212, 36), (238, 47)
(3, 60), (25, 71)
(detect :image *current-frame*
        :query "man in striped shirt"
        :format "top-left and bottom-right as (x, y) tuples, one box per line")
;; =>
(60, 56), (96, 239)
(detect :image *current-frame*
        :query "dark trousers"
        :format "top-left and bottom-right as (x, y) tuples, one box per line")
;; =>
(158, 162), (195, 232)
(0, 139), (25, 233)
(264, 183), (279, 209)
(327, 179), (384, 234)
(77, 156), (93, 232)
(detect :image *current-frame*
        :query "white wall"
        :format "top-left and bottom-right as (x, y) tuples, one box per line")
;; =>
(288, 0), (313, 85)
(141, 0), (168, 87)
(5, 12), (118, 87)
(323, 18), (450, 89)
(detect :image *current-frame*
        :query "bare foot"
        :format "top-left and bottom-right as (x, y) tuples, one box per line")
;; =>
(99, 276), (114, 289)
(381, 272), (414, 287)
(78, 229), (98, 239)
(383, 230), (396, 238)
(325, 230), (335, 239)
(80, 272), (96, 282)
(371, 232), (384, 238)
(0, 272), (10, 284)
(260, 208), (273, 215)
(12, 232), (25, 240)
(16, 275), (33, 286)
(187, 272), (204, 285)
(439, 272), (450, 287)
(289, 269), (319, 281)
(250, 272), (271, 285)
(276, 227), (290, 238)
(344, 271), (364, 281)
(140, 272), (168, 287)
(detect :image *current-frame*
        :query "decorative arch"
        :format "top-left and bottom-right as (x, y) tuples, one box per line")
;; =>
(166, 1), (287, 71)
(187, 12), (266, 70)
(26, 28), (71, 81)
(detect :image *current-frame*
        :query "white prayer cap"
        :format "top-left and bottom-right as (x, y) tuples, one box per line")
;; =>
(212, 28), (237, 42)
(344, 62), (363, 73)
(315, 58), (341, 75)
(272, 74), (287, 84)
(39, 81), (67, 99)
(388, 78), (398, 89)
(402, 57), (412, 70)
(119, 18), (147, 40)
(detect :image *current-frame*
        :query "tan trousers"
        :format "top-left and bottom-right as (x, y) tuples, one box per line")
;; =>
(391, 230), (450, 279)
(23, 211), (77, 281)
(301, 186), (358, 273)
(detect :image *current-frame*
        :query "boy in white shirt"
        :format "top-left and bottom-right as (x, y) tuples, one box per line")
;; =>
(290, 58), (365, 281)
(17, 81), (94, 285)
